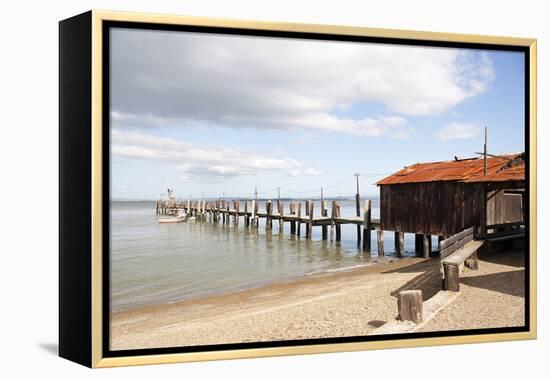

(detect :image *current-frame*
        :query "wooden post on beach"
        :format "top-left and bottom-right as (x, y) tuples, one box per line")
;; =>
(377, 227), (384, 256)
(423, 234), (430, 258)
(397, 290), (423, 323)
(266, 200), (272, 229)
(297, 202), (302, 236)
(335, 202), (341, 242)
(321, 200), (328, 240)
(306, 200), (314, 239)
(290, 203), (296, 234)
(362, 200), (371, 252)
(443, 264), (460, 291)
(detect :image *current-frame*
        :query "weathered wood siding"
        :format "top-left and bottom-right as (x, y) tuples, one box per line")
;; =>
(380, 182), (484, 237)
(486, 188), (524, 225)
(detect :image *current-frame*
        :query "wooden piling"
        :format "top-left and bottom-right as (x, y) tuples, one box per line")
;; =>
(321, 200), (327, 240)
(377, 228), (384, 256)
(290, 203), (296, 234)
(251, 199), (257, 227)
(330, 201), (336, 242)
(266, 200), (272, 229)
(362, 200), (371, 252)
(297, 202), (302, 236)
(306, 200), (314, 239)
(235, 201), (240, 224)
(335, 202), (341, 242)
(355, 193), (361, 246)
(397, 290), (423, 323)
(278, 201), (283, 230)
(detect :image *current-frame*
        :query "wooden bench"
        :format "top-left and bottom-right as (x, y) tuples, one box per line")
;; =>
(439, 227), (484, 291)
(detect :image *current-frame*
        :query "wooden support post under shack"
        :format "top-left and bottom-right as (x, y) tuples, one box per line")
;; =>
(377, 228), (384, 256)
(395, 231), (404, 257)
(423, 234), (430, 258)
(362, 200), (371, 252)
(397, 290), (423, 323)
(244, 200), (249, 226)
(321, 200), (328, 240)
(414, 234), (423, 256)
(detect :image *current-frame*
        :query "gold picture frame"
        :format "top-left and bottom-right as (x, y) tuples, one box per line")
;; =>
(59, 10), (537, 368)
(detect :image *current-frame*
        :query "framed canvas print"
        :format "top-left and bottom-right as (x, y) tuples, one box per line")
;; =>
(59, 10), (537, 368)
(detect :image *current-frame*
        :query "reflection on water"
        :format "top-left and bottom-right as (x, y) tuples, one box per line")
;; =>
(110, 200), (418, 312)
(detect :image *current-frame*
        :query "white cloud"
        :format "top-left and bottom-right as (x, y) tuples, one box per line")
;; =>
(112, 130), (301, 181)
(435, 122), (483, 141)
(111, 29), (494, 138)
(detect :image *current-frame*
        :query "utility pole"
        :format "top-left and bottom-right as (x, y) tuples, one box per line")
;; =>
(354, 173), (361, 246)
(320, 186), (324, 202)
(483, 126), (488, 176)
(254, 187), (258, 201)
(277, 186), (281, 202)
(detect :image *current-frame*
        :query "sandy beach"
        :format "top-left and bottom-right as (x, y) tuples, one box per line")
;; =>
(110, 251), (525, 351)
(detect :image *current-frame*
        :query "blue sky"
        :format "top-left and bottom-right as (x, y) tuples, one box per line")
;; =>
(110, 28), (525, 200)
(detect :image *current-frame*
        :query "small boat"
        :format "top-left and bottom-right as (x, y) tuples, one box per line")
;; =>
(158, 215), (186, 224)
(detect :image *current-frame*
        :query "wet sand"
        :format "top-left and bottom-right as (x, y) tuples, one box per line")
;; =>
(110, 251), (525, 351)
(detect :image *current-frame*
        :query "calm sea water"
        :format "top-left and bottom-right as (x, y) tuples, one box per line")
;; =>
(110, 199), (419, 312)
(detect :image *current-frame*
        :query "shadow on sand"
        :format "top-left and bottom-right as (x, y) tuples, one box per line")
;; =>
(461, 270), (525, 298)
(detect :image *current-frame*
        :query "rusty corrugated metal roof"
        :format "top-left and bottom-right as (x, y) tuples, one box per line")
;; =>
(376, 153), (524, 185)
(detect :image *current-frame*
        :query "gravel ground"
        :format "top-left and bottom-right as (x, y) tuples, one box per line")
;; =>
(416, 251), (525, 332)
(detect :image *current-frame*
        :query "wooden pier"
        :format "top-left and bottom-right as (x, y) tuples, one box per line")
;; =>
(157, 198), (392, 253)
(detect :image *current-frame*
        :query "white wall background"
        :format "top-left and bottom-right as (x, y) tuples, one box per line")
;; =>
(0, 0), (547, 376)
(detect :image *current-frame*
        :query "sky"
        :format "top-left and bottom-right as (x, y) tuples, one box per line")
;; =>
(109, 28), (525, 200)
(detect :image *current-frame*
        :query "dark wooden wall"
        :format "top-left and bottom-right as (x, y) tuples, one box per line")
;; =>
(380, 182), (484, 237)
(486, 187), (524, 225)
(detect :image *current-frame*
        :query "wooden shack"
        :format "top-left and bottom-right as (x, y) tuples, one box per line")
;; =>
(376, 153), (525, 242)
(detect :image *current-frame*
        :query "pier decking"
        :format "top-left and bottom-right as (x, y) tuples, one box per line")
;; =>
(155, 198), (398, 255)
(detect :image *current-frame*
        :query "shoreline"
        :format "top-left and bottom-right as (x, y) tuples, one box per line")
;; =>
(110, 251), (524, 351)
(111, 259), (384, 315)
(111, 256), (411, 316)
(110, 256), (438, 350)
